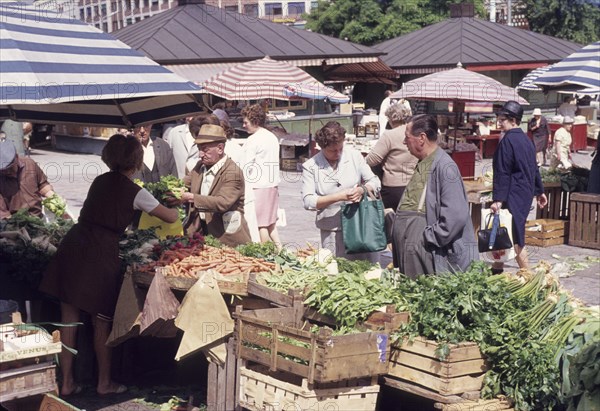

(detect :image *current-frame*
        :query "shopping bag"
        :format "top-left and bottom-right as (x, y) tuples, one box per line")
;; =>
(138, 211), (183, 239)
(479, 208), (516, 263)
(478, 213), (513, 252)
(341, 187), (386, 254)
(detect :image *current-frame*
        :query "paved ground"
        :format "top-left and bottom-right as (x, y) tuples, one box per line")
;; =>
(12, 146), (598, 411)
(30, 146), (599, 306)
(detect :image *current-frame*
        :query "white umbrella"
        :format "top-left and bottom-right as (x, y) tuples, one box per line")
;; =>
(390, 64), (528, 104)
(534, 41), (600, 91)
(202, 56), (348, 103)
(0, 3), (204, 127)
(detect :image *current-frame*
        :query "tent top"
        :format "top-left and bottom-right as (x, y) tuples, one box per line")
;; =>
(376, 16), (582, 72)
(113, 3), (385, 65)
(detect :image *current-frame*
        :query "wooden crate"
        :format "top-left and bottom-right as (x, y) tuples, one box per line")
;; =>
(234, 304), (391, 384)
(436, 398), (514, 411)
(133, 268), (249, 295)
(569, 193), (600, 249)
(537, 182), (570, 221)
(280, 158), (299, 172)
(0, 362), (57, 402)
(387, 338), (487, 397)
(525, 219), (567, 247)
(1, 318), (62, 371)
(239, 366), (380, 411)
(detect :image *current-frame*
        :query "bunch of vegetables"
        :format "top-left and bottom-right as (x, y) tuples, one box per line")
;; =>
(135, 176), (187, 220)
(304, 271), (406, 328)
(42, 193), (68, 218)
(0, 209), (73, 287)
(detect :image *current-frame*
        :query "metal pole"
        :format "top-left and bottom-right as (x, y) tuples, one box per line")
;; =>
(507, 0), (512, 26)
(490, 0), (496, 22)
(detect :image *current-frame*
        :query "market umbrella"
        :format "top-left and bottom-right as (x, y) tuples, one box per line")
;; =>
(0, 3), (204, 127)
(202, 56), (349, 103)
(517, 65), (555, 91)
(390, 63), (528, 150)
(390, 64), (528, 104)
(534, 41), (600, 92)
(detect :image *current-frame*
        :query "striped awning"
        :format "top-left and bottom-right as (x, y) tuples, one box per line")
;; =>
(390, 64), (528, 104)
(517, 65), (554, 91)
(534, 41), (600, 91)
(0, 3), (204, 127)
(202, 56), (349, 102)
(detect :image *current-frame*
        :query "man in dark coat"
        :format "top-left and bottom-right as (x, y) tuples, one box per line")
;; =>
(132, 124), (177, 183)
(491, 101), (548, 273)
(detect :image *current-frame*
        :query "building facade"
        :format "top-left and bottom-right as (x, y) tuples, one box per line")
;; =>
(34, 0), (319, 32)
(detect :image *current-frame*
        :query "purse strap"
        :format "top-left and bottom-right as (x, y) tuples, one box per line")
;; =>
(488, 213), (500, 250)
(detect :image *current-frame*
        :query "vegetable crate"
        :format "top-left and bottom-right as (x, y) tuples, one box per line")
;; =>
(568, 193), (600, 250)
(0, 362), (57, 402)
(435, 397), (514, 411)
(525, 219), (567, 247)
(134, 268), (250, 296)
(233, 304), (391, 384)
(387, 338), (487, 400)
(239, 366), (380, 411)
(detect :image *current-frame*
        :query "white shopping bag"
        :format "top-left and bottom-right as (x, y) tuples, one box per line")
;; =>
(480, 208), (516, 263)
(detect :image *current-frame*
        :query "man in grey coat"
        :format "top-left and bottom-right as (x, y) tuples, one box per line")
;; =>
(391, 114), (478, 277)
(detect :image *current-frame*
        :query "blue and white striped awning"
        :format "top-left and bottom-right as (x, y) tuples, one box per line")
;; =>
(0, 3), (204, 127)
(516, 65), (554, 91)
(534, 41), (600, 91)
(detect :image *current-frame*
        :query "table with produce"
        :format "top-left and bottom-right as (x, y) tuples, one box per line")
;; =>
(0, 175), (598, 411)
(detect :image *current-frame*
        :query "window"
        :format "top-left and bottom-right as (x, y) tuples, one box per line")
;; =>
(273, 99), (306, 110)
(243, 3), (258, 17)
(287, 2), (305, 16)
(143, 0), (149, 7)
(80, 9), (84, 19)
(100, 4), (106, 15)
(93, 5), (98, 15)
(102, 22), (108, 31)
(112, 20), (119, 31)
(310, 1), (318, 12)
(224, 5), (238, 13)
(265, 2), (282, 17)
(126, 17), (133, 24)
(111, 2), (117, 12)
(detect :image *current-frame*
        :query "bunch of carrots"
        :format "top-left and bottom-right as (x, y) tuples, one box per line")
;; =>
(137, 245), (276, 279)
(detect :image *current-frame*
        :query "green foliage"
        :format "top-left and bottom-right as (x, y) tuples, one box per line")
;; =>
(520, 0), (600, 43)
(305, 0), (486, 45)
(236, 241), (279, 260)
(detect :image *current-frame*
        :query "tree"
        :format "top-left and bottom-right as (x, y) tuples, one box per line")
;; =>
(520, 0), (600, 44)
(305, 0), (486, 45)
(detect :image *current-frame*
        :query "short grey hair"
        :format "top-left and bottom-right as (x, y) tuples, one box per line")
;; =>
(385, 103), (412, 125)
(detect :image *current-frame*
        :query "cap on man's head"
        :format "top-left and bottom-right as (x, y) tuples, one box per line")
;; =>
(498, 100), (524, 122)
(532, 108), (542, 116)
(0, 140), (17, 171)
(194, 124), (227, 144)
(563, 116), (574, 124)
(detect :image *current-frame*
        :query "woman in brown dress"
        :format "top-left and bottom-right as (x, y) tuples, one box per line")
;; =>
(40, 134), (178, 396)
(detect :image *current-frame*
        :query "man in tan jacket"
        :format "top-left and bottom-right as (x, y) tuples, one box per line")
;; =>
(174, 124), (251, 247)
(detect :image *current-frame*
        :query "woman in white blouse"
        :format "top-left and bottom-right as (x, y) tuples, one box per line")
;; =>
(302, 121), (381, 262)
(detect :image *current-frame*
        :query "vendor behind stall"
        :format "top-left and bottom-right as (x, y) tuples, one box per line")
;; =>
(0, 140), (58, 219)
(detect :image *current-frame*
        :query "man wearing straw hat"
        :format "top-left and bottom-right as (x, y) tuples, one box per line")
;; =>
(170, 124), (251, 246)
(528, 108), (551, 166)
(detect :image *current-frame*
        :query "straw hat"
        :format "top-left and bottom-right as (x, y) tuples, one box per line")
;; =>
(532, 108), (542, 116)
(194, 124), (227, 144)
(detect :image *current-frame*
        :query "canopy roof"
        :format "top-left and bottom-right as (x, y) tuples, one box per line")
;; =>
(113, 3), (383, 65)
(376, 16), (581, 73)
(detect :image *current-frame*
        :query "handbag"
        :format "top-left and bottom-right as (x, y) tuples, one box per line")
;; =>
(477, 212), (513, 253)
(341, 186), (387, 254)
(479, 208), (516, 262)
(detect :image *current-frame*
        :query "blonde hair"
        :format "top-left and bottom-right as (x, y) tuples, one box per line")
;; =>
(385, 103), (412, 125)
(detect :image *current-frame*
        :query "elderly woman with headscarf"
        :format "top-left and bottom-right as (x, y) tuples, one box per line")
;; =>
(302, 121), (381, 262)
(366, 103), (418, 211)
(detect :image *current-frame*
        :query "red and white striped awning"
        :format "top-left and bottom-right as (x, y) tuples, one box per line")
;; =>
(202, 56), (348, 102)
(390, 64), (528, 104)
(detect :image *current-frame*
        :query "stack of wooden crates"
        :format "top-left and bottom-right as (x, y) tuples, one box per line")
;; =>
(232, 301), (392, 411)
(0, 314), (61, 404)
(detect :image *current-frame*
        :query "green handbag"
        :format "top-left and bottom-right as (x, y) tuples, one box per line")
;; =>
(341, 186), (387, 254)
